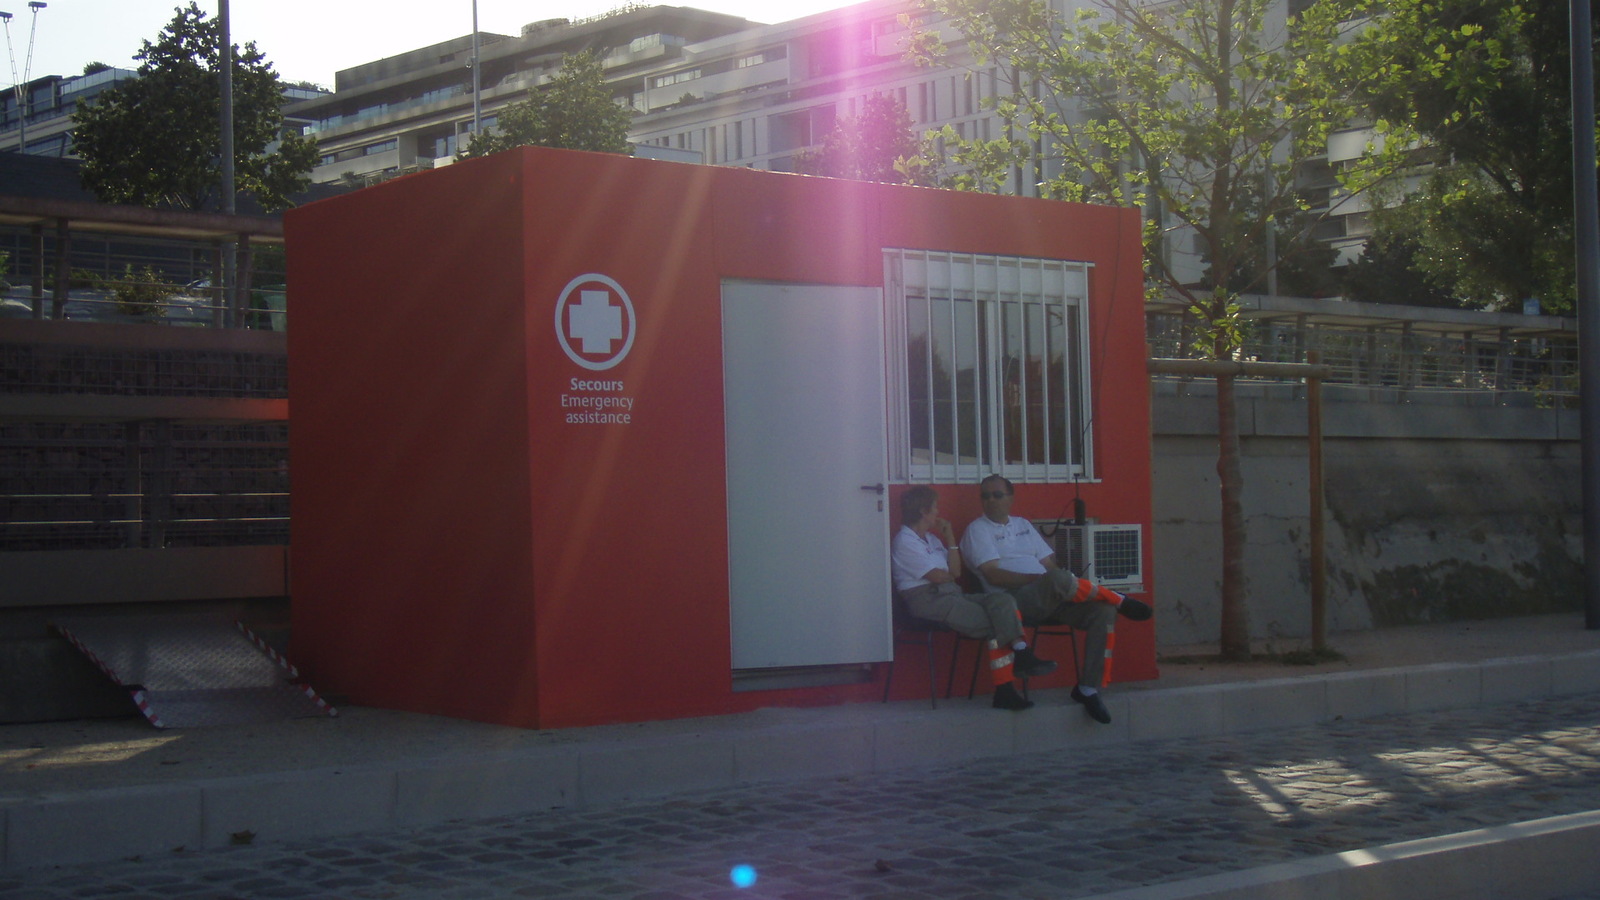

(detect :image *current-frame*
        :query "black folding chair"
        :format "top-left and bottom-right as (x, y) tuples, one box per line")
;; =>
(882, 592), (984, 708)
(1023, 622), (1082, 698)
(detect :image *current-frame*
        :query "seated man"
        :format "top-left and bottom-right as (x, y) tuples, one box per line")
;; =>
(891, 485), (1056, 711)
(958, 475), (1152, 725)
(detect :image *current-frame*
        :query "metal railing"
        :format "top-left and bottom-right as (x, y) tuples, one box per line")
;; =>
(1145, 296), (1578, 403)
(0, 197), (286, 331)
(0, 422), (288, 551)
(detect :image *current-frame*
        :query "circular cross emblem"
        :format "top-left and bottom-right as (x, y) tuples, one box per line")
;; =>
(554, 274), (636, 371)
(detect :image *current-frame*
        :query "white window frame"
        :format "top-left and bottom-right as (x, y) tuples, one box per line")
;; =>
(885, 249), (1094, 484)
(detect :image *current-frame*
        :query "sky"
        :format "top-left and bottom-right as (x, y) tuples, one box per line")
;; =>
(3, 0), (851, 90)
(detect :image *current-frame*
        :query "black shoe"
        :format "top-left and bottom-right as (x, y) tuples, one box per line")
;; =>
(1013, 646), (1058, 678)
(1117, 595), (1152, 621)
(992, 682), (1034, 711)
(1071, 686), (1111, 724)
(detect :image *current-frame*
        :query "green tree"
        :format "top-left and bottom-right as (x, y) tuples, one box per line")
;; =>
(915, 0), (1376, 658)
(1270, 219), (1344, 299)
(1341, 228), (1460, 308)
(71, 3), (317, 211)
(1342, 0), (1594, 312)
(795, 94), (935, 185)
(110, 265), (177, 318)
(460, 52), (633, 158)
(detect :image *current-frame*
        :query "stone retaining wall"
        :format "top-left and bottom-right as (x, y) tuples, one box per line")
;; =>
(1152, 382), (1582, 645)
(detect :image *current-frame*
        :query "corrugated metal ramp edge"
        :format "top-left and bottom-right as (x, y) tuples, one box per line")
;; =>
(52, 616), (336, 728)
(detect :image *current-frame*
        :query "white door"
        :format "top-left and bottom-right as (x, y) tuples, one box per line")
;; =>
(723, 281), (892, 670)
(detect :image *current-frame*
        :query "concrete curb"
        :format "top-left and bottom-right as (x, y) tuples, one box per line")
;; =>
(1082, 809), (1600, 900)
(5, 648), (1599, 872)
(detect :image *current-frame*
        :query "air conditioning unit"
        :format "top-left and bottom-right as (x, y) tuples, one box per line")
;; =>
(1034, 521), (1144, 589)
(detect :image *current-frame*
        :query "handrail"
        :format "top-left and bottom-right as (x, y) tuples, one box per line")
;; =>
(0, 194), (284, 241)
(1147, 358), (1335, 380)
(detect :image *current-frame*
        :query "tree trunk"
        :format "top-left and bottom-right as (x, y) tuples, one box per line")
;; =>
(1216, 372), (1251, 659)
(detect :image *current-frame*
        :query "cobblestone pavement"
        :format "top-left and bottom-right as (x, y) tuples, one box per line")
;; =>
(3, 693), (1599, 900)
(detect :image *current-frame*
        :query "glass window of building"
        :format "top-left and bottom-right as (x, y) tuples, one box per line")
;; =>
(886, 249), (1092, 482)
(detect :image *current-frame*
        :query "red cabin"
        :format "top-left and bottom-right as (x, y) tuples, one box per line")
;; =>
(285, 146), (1153, 729)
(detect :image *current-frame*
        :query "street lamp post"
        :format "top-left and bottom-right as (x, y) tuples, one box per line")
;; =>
(219, 0), (238, 326)
(1571, 0), (1600, 630)
(219, 0), (234, 213)
(1, 2), (46, 154)
(471, 0), (481, 138)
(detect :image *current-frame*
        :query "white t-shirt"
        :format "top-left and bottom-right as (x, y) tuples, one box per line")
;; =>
(960, 515), (1053, 583)
(891, 525), (953, 592)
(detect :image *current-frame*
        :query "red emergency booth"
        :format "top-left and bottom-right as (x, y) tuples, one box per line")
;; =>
(285, 146), (1154, 730)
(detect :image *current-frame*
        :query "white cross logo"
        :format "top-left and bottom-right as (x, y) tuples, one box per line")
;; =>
(555, 274), (636, 371)
(569, 290), (624, 355)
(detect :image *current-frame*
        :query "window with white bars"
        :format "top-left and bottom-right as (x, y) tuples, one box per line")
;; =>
(886, 249), (1092, 483)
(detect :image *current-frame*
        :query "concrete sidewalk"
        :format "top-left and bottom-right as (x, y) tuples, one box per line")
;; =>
(1, 613), (1597, 897)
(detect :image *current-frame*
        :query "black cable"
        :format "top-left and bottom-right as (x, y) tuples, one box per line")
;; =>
(1057, 203), (1133, 528)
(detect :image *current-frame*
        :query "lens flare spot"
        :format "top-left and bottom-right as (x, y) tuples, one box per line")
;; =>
(730, 864), (758, 888)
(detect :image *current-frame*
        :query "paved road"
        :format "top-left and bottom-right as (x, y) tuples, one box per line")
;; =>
(2, 693), (1598, 900)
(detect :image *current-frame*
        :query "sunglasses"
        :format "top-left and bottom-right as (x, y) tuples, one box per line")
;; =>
(981, 491), (1011, 500)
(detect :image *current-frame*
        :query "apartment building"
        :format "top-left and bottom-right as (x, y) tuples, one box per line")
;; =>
(625, 0), (1040, 182)
(283, 1), (1066, 190)
(0, 66), (136, 157)
(286, 6), (754, 186)
(0, 66), (330, 158)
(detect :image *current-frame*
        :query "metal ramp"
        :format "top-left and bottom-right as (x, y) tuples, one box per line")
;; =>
(52, 614), (337, 729)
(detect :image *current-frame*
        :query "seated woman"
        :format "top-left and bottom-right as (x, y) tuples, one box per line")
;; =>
(890, 485), (1055, 711)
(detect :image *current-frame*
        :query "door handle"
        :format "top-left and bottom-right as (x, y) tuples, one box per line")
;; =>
(859, 483), (885, 495)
